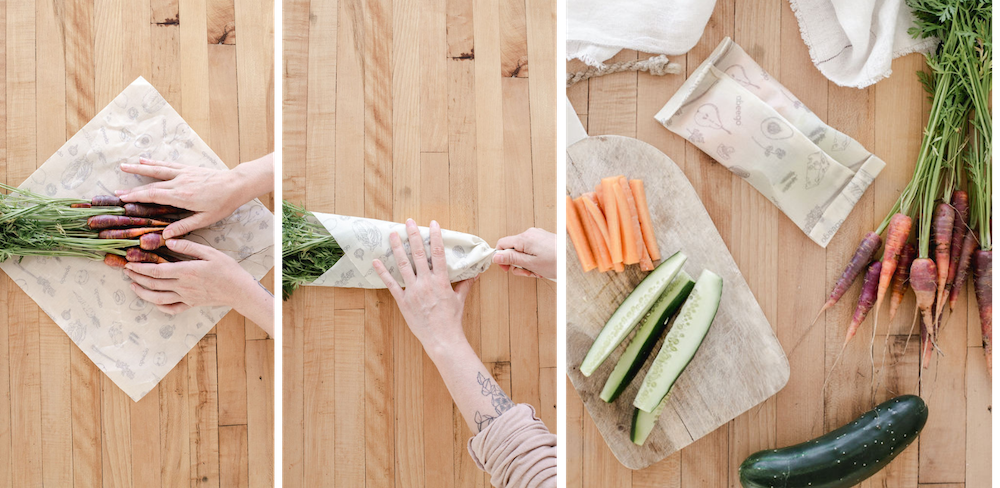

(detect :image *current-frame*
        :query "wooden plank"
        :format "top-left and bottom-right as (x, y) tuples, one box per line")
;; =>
(188, 335), (221, 488)
(334, 0), (365, 309)
(632, 452), (680, 488)
(302, 287), (337, 486)
(499, 0), (527, 77)
(965, 346), (991, 487)
(281, 0), (310, 204)
(208, 43), (242, 168)
(245, 339), (274, 488)
(36, 1), (71, 485)
(446, 0), (473, 59)
(7, 1), (41, 486)
(586, 50), (637, 138)
(537, 367), (556, 433)
(472, 0), (509, 365)
(219, 425), (250, 488)
(420, 152), (454, 488)
(566, 384), (584, 488)
(282, 291), (305, 487)
(335, 310), (366, 486)
(131, 390), (162, 487)
(179, 0), (211, 136)
(102, 378), (133, 488)
(151, 23), (182, 108)
(502, 77), (541, 418)
(124, 0), (153, 83)
(72, 346), (103, 488)
(525, 0), (556, 379)
(234, 0), (274, 215)
(208, 0), (236, 44)
(159, 356), (191, 488)
(216, 312), (249, 425)
(151, 0), (180, 24)
(420, 0), (448, 152)
(304, 0), (336, 213)
(582, 402), (632, 488)
(365, 290), (396, 487)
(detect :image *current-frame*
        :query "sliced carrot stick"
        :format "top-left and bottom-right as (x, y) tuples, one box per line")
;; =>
(594, 183), (604, 210)
(611, 180), (639, 265)
(601, 177), (623, 264)
(619, 176), (648, 268)
(576, 198), (613, 272)
(567, 195), (597, 272)
(581, 194), (611, 249)
(629, 179), (660, 261)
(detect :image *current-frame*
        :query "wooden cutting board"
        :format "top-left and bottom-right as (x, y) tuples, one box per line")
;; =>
(566, 135), (790, 470)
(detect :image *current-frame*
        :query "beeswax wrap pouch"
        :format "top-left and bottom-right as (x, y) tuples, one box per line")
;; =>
(0, 77), (275, 401)
(655, 37), (885, 247)
(307, 213), (494, 288)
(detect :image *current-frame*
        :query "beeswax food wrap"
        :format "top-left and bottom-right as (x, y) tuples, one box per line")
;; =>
(306, 213), (494, 289)
(0, 77), (275, 401)
(655, 38), (885, 247)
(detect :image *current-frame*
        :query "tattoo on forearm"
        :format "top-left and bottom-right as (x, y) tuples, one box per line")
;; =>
(473, 372), (515, 431)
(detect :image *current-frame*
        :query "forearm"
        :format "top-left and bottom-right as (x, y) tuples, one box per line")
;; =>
(233, 277), (275, 336)
(426, 338), (514, 434)
(232, 153), (274, 203)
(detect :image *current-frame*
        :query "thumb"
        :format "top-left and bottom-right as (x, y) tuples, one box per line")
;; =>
(493, 249), (533, 271)
(165, 238), (217, 260)
(163, 213), (210, 239)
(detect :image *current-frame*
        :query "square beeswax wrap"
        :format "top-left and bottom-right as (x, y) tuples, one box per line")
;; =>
(0, 77), (275, 401)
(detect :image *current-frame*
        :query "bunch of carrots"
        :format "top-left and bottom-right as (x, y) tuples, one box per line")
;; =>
(816, 0), (991, 374)
(567, 176), (660, 273)
(0, 183), (184, 268)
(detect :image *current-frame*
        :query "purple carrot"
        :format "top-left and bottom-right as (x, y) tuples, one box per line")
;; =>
(139, 233), (166, 251)
(123, 203), (183, 218)
(974, 250), (991, 375)
(949, 230), (978, 310)
(811, 232), (882, 325)
(887, 243), (917, 324)
(91, 195), (123, 206)
(946, 190), (970, 287)
(125, 247), (169, 264)
(844, 261), (882, 345)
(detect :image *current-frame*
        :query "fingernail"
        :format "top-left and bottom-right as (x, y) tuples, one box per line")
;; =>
(493, 252), (506, 265)
(431, 220), (439, 228)
(120, 163), (133, 169)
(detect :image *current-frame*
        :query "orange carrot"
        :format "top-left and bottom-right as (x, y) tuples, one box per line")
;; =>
(98, 227), (167, 239)
(875, 214), (913, 316)
(601, 177), (623, 264)
(594, 183), (604, 210)
(123, 203), (183, 217)
(88, 215), (172, 229)
(910, 258), (937, 368)
(582, 194), (611, 246)
(567, 196), (597, 272)
(126, 247), (169, 264)
(70, 203), (91, 208)
(613, 178), (640, 265)
(618, 177), (652, 270)
(139, 233), (166, 251)
(932, 202), (955, 323)
(845, 261), (881, 345)
(91, 195), (123, 206)
(888, 243), (916, 324)
(629, 179), (660, 261)
(576, 198), (613, 272)
(104, 253), (127, 268)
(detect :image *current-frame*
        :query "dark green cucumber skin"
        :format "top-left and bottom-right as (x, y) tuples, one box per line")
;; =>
(739, 395), (928, 488)
(605, 281), (695, 402)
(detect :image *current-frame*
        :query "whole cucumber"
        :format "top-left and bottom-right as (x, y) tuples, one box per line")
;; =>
(739, 395), (928, 488)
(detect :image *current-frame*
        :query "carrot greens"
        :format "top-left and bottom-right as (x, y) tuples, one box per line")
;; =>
(281, 200), (343, 300)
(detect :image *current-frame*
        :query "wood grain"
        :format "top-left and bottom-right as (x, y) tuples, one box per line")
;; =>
(0, 1), (274, 485)
(567, 136), (790, 470)
(282, 0), (557, 485)
(567, 0), (992, 483)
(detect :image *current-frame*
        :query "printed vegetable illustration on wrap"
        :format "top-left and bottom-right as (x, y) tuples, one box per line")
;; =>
(282, 201), (495, 298)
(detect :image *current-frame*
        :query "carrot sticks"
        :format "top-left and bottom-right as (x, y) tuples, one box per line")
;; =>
(567, 195), (597, 272)
(629, 179), (660, 261)
(576, 198), (613, 272)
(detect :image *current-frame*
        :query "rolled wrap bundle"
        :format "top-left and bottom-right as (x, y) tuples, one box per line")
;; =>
(655, 37), (886, 248)
(305, 212), (495, 289)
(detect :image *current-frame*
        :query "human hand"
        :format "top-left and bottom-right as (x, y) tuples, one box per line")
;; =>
(492, 227), (556, 280)
(123, 239), (264, 314)
(373, 219), (475, 356)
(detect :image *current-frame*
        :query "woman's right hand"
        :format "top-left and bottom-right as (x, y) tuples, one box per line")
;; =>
(492, 228), (557, 280)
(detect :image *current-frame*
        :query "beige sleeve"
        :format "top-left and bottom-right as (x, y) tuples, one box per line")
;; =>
(467, 404), (557, 488)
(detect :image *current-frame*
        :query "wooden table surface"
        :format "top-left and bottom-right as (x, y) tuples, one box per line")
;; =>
(0, 1), (275, 487)
(281, 0), (556, 486)
(566, 0), (991, 486)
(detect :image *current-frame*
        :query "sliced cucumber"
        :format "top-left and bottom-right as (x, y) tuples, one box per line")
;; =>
(630, 394), (669, 446)
(599, 272), (695, 403)
(580, 252), (687, 377)
(633, 270), (722, 412)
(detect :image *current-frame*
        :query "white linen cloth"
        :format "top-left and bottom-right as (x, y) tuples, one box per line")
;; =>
(0, 77), (275, 401)
(788, 0), (938, 87)
(655, 38), (885, 247)
(307, 213), (494, 288)
(567, 0), (716, 66)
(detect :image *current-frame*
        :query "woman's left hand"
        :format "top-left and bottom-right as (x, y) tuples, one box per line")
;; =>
(123, 239), (260, 314)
